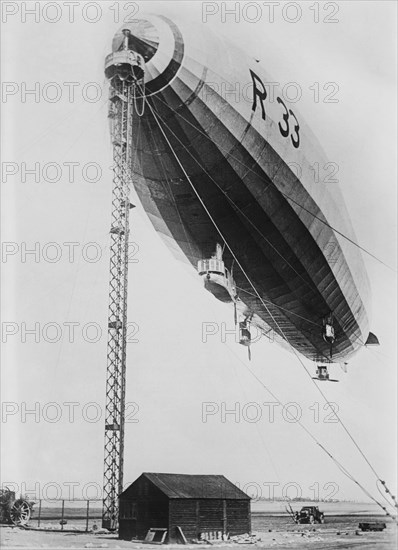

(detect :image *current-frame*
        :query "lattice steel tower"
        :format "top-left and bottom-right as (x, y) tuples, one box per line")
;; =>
(102, 30), (145, 531)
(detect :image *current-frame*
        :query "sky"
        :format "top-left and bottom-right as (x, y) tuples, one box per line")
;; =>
(1, 1), (397, 510)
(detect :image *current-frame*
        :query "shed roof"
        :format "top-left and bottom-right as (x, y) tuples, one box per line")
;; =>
(124, 473), (250, 500)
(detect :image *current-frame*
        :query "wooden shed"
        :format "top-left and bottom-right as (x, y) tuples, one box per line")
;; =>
(119, 472), (251, 543)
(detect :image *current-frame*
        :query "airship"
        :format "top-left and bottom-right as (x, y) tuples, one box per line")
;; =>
(104, 14), (379, 372)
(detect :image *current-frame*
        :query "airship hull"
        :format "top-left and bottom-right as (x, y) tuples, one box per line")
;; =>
(109, 15), (371, 363)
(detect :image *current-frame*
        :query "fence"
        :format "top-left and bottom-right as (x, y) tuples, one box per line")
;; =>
(30, 499), (102, 531)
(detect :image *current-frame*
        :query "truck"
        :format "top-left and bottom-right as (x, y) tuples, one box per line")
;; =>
(295, 506), (325, 524)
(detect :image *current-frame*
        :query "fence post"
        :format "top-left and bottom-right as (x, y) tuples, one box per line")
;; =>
(86, 500), (90, 532)
(61, 500), (65, 530)
(38, 499), (42, 528)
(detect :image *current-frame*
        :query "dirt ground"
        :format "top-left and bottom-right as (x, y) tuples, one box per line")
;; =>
(1, 516), (397, 550)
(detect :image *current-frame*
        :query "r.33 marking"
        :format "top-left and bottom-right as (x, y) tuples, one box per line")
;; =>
(276, 97), (300, 149)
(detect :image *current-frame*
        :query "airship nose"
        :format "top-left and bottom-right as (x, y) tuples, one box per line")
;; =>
(109, 15), (184, 95)
(111, 18), (160, 62)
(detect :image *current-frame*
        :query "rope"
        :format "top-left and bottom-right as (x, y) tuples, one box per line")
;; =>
(143, 100), (333, 361)
(146, 100), (394, 370)
(142, 111), (195, 261)
(144, 93), (376, 355)
(143, 95), (397, 517)
(145, 101), (391, 363)
(140, 86), (394, 360)
(147, 97), (394, 370)
(133, 81), (145, 117)
(227, 341), (396, 518)
(205, 295), (287, 505)
(377, 479), (398, 510)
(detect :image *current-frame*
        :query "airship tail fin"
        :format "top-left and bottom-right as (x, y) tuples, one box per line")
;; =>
(365, 332), (380, 346)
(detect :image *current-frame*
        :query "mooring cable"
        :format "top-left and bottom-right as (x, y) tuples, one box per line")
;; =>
(143, 95), (397, 516)
(224, 340), (395, 517)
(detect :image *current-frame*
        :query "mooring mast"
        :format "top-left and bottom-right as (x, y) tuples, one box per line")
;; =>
(102, 29), (145, 531)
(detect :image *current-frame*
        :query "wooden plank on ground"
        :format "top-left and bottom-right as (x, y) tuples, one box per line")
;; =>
(176, 526), (188, 544)
(143, 528), (168, 544)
